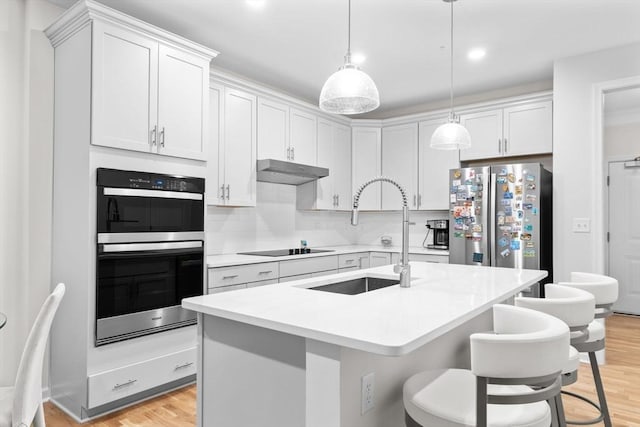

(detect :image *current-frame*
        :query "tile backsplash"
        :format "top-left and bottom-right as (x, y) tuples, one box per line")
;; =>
(206, 182), (448, 254)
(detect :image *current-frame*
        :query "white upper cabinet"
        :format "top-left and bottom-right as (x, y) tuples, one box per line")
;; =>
(352, 127), (382, 210)
(502, 101), (553, 156)
(92, 21), (211, 160)
(298, 119), (351, 210)
(418, 118), (460, 210)
(257, 98), (289, 160)
(257, 99), (317, 165)
(208, 84), (257, 207)
(381, 123), (419, 210)
(289, 108), (317, 165)
(459, 99), (552, 161)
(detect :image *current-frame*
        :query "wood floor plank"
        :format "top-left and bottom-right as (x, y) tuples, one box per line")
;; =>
(44, 314), (640, 426)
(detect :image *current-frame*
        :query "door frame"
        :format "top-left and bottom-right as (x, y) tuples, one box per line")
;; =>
(592, 76), (640, 275)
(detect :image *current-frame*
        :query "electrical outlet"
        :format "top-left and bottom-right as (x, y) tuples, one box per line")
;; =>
(572, 218), (591, 233)
(361, 372), (375, 414)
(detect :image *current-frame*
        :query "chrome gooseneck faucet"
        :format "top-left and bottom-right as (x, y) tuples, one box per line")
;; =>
(351, 177), (411, 288)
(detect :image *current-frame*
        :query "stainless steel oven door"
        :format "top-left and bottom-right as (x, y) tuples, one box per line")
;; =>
(96, 240), (204, 346)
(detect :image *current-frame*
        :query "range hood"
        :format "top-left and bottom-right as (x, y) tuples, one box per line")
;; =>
(256, 159), (329, 185)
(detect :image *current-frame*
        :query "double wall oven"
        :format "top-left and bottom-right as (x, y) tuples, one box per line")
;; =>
(96, 168), (204, 346)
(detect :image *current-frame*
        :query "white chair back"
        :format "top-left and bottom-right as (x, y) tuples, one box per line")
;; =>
(515, 284), (595, 329)
(12, 283), (65, 427)
(558, 272), (618, 305)
(471, 304), (569, 379)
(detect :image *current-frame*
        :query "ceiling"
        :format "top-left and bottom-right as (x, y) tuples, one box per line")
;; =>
(49, 0), (640, 119)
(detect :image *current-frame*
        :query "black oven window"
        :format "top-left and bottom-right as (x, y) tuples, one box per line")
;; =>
(96, 249), (203, 319)
(97, 196), (203, 233)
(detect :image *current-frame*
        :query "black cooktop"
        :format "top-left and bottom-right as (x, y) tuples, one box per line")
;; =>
(238, 249), (335, 257)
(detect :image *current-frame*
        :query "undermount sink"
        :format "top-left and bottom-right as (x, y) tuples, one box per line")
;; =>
(306, 277), (399, 295)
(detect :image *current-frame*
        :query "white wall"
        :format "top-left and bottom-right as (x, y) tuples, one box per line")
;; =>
(604, 122), (640, 159)
(206, 181), (449, 254)
(0, 0), (63, 386)
(553, 42), (640, 282)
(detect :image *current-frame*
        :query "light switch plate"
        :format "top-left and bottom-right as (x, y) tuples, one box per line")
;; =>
(572, 218), (591, 233)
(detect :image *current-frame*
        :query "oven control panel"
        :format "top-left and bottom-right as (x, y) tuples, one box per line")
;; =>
(97, 168), (205, 194)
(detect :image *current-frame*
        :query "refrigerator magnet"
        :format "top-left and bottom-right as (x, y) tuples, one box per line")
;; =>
(496, 177), (507, 184)
(500, 248), (511, 258)
(525, 194), (537, 201)
(500, 168), (508, 175)
(515, 185), (523, 195)
(527, 183), (536, 190)
(472, 224), (482, 233)
(525, 224), (533, 232)
(453, 170), (461, 179)
(453, 179), (461, 186)
(525, 241), (535, 248)
(498, 237), (508, 247)
(532, 207), (538, 215)
(469, 169), (476, 178)
(508, 173), (516, 183)
(454, 231), (464, 238)
(523, 249), (536, 258)
(511, 232), (519, 239)
(523, 203), (533, 210)
(497, 215), (505, 225)
(526, 174), (536, 182)
(503, 192), (513, 199)
(504, 206), (512, 215)
(450, 194), (457, 203)
(510, 240), (521, 250)
(517, 210), (524, 219)
(521, 233), (532, 241)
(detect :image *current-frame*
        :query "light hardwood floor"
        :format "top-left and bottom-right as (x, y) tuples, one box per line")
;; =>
(45, 314), (640, 426)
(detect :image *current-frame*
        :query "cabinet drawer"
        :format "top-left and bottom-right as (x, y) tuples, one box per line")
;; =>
(279, 273), (312, 283)
(369, 252), (392, 267)
(338, 252), (368, 269)
(338, 266), (359, 274)
(88, 347), (196, 408)
(209, 262), (279, 288)
(391, 253), (449, 264)
(279, 255), (338, 277)
(208, 283), (247, 294)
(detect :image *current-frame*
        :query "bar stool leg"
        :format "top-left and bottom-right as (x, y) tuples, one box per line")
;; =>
(555, 393), (567, 427)
(589, 351), (612, 427)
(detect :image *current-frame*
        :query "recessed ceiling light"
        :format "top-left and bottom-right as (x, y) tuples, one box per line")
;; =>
(468, 48), (486, 61)
(351, 53), (366, 65)
(245, 0), (266, 9)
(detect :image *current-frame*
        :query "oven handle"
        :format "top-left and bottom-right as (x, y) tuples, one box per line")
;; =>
(103, 187), (203, 201)
(101, 241), (203, 253)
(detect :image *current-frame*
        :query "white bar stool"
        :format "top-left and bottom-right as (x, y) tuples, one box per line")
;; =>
(403, 304), (569, 427)
(557, 272), (619, 427)
(516, 284), (597, 426)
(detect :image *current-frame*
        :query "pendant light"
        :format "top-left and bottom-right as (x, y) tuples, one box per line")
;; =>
(431, 0), (471, 150)
(319, 0), (380, 115)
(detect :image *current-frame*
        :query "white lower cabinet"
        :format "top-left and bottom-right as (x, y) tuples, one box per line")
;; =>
(369, 252), (392, 267)
(208, 262), (278, 293)
(279, 273), (312, 283)
(279, 256), (338, 282)
(338, 252), (370, 270)
(391, 253), (449, 264)
(87, 347), (196, 408)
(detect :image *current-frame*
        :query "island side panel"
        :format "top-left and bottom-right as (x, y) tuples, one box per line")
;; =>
(340, 308), (493, 427)
(200, 316), (306, 427)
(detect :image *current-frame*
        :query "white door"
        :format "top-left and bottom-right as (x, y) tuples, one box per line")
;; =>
(257, 98), (289, 161)
(157, 44), (208, 160)
(289, 108), (317, 165)
(609, 160), (640, 314)
(459, 109), (503, 161)
(223, 88), (256, 207)
(315, 119), (334, 209)
(92, 21), (157, 153)
(332, 123), (352, 210)
(352, 127), (382, 210)
(207, 85), (225, 205)
(418, 118), (460, 210)
(503, 100), (552, 157)
(381, 123), (418, 211)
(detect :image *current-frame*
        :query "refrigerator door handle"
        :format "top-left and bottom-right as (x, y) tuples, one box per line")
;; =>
(490, 173), (497, 267)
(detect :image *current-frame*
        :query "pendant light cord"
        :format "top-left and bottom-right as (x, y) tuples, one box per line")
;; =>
(346, 0), (352, 61)
(449, 0), (454, 112)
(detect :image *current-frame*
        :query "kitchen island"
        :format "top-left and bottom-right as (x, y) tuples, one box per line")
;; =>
(183, 262), (546, 427)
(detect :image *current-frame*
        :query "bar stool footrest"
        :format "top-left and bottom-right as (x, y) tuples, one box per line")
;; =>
(561, 390), (605, 425)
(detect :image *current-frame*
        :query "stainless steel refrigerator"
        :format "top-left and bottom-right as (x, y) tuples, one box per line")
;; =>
(448, 163), (552, 296)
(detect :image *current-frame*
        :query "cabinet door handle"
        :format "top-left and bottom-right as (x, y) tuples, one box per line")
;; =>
(498, 138), (502, 154)
(174, 362), (194, 371)
(287, 147), (291, 160)
(150, 125), (157, 147)
(413, 194), (417, 207)
(504, 138), (508, 153)
(333, 195), (336, 207)
(418, 194), (422, 207)
(345, 259), (355, 263)
(291, 147), (295, 160)
(225, 184), (230, 200)
(336, 194), (339, 207)
(222, 274), (238, 279)
(160, 127), (165, 148)
(113, 379), (137, 390)
(258, 270), (273, 274)
(220, 185), (225, 200)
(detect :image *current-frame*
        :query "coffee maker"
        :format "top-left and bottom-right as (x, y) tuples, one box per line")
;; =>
(426, 219), (449, 250)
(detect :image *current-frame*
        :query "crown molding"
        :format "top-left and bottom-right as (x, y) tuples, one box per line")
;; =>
(44, 0), (218, 60)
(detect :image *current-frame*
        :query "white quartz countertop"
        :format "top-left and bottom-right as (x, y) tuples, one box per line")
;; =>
(206, 245), (449, 268)
(183, 262), (546, 356)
